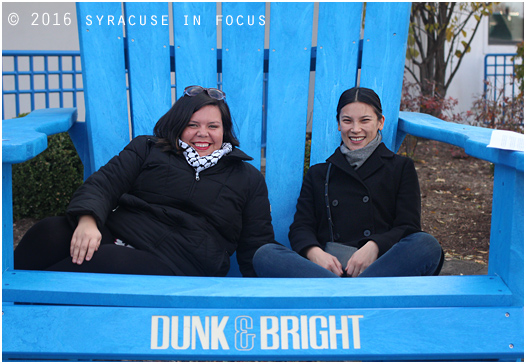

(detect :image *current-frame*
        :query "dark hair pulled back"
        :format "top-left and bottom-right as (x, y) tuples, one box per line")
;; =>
(336, 87), (383, 122)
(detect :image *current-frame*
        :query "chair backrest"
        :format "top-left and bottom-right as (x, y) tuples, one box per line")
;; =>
(75, 2), (410, 259)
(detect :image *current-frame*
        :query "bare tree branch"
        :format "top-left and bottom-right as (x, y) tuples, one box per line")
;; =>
(406, 2), (491, 100)
(404, 65), (420, 83)
(445, 16), (484, 91)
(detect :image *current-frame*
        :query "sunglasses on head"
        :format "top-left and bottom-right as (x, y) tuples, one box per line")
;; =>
(183, 85), (226, 100)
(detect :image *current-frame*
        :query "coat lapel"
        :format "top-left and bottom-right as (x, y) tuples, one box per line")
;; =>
(357, 143), (395, 180)
(327, 147), (360, 179)
(327, 143), (395, 181)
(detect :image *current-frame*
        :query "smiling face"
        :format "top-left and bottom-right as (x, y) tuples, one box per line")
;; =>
(180, 105), (224, 156)
(338, 102), (385, 151)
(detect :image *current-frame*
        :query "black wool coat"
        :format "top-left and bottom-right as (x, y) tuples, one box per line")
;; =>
(289, 143), (422, 257)
(67, 136), (275, 277)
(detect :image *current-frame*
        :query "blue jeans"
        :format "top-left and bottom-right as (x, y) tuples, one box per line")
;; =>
(253, 232), (443, 278)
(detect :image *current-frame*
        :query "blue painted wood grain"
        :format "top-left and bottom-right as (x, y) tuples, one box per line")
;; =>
(489, 164), (524, 306)
(398, 111), (524, 171)
(310, 2), (363, 166)
(3, 271), (513, 308)
(360, 2), (411, 152)
(2, 164), (13, 272)
(265, 2), (314, 247)
(68, 121), (92, 179)
(221, 2), (266, 170)
(124, 3), (172, 137)
(2, 108), (77, 164)
(3, 304), (522, 361)
(173, 3), (218, 94)
(76, 3), (130, 172)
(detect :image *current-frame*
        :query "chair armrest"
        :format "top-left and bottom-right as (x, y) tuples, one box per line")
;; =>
(398, 111), (523, 172)
(2, 108), (77, 164)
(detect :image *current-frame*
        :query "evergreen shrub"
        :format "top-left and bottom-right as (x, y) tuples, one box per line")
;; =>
(12, 130), (83, 220)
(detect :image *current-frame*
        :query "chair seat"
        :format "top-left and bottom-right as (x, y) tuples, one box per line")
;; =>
(3, 270), (513, 308)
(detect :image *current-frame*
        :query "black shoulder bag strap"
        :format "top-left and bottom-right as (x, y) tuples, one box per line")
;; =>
(325, 163), (335, 242)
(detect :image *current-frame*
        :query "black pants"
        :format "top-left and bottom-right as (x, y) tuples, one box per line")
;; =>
(14, 216), (175, 275)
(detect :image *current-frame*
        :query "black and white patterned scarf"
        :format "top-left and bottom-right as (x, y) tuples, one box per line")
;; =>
(178, 140), (232, 181)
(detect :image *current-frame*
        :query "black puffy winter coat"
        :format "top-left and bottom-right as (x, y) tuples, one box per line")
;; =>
(66, 136), (276, 277)
(289, 143), (422, 257)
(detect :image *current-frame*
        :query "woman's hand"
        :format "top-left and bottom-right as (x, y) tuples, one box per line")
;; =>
(306, 246), (343, 276)
(70, 215), (101, 265)
(345, 240), (379, 277)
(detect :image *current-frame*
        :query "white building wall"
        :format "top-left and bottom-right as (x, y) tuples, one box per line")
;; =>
(2, 3), (79, 50)
(447, 15), (520, 116)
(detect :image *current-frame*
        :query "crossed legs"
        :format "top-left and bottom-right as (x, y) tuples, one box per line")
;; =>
(253, 232), (443, 278)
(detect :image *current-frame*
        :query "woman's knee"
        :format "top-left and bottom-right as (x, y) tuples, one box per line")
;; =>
(253, 243), (282, 268)
(14, 216), (73, 270)
(18, 216), (72, 249)
(30, 216), (70, 236)
(405, 232), (441, 252)
(397, 232), (442, 263)
(419, 233), (442, 258)
(405, 232), (443, 275)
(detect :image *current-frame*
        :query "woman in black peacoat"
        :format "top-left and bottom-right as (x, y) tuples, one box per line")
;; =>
(253, 87), (443, 278)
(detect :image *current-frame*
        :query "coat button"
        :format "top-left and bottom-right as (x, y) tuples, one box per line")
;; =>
(332, 199), (339, 206)
(362, 196), (369, 203)
(363, 230), (371, 237)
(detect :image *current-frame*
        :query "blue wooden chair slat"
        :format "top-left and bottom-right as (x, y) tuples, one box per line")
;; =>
(265, 2), (314, 247)
(76, 3), (130, 175)
(220, 3), (267, 277)
(221, 2), (266, 170)
(360, 2), (411, 152)
(173, 3), (218, 93)
(125, 2), (172, 138)
(488, 163), (524, 306)
(310, 2), (363, 166)
(3, 305), (522, 361)
(2, 164), (14, 272)
(2, 2), (524, 361)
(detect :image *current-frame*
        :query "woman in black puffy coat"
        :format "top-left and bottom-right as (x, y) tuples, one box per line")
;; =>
(253, 87), (443, 278)
(15, 86), (276, 277)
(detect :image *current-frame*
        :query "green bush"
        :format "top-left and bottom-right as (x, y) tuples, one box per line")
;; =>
(12, 131), (84, 220)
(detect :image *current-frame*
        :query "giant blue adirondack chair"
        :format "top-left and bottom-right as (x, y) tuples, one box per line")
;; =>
(2, 2), (524, 361)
